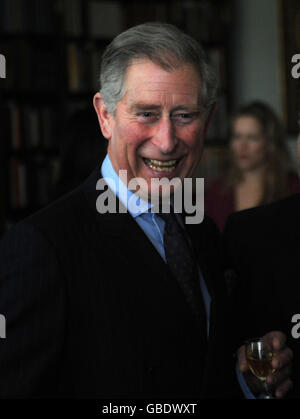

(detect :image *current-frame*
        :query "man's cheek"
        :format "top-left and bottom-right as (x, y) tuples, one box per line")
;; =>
(186, 124), (205, 145)
(191, 135), (204, 155)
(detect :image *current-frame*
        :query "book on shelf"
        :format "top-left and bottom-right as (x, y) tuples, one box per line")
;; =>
(184, 0), (231, 42)
(9, 157), (27, 209)
(63, 0), (83, 37)
(23, 106), (40, 148)
(6, 102), (20, 149)
(0, 0), (59, 34)
(0, 40), (30, 90)
(67, 42), (80, 92)
(88, 0), (124, 38)
(67, 42), (103, 92)
(33, 46), (60, 91)
(125, 1), (167, 27)
(8, 155), (59, 210)
(0, 39), (59, 91)
(4, 102), (59, 150)
(182, 0), (213, 41)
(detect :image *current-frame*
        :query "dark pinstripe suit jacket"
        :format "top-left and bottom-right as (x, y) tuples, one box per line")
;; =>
(0, 166), (239, 398)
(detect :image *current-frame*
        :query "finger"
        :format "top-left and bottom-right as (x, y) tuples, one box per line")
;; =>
(263, 331), (286, 350)
(275, 379), (293, 399)
(237, 345), (248, 373)
(272, 347), (293, 370)
(269, 331), (286, 351)
(267, 364), (292, 386)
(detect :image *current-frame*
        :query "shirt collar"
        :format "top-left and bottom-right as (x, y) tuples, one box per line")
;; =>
(100, 154), (152, 218)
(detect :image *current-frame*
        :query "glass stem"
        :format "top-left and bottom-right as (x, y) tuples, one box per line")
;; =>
(264, 381), (273, 398)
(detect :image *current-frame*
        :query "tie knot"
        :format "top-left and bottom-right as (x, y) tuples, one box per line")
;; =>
(158, 212), (184, 237)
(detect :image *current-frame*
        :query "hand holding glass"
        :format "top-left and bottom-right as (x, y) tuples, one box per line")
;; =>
(245, 337), (276, 399)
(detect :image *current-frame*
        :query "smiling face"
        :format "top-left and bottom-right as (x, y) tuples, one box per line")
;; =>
(230, 116), (267, 173)
(94, 59), (212, 200)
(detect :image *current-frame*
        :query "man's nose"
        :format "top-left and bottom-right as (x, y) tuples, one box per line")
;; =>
(152, 118), (177, 153)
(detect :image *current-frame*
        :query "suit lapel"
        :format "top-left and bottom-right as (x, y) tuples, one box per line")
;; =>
(81, 166), (170, 279)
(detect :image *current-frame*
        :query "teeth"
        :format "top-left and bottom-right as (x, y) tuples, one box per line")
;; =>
(149, 165), (175, 172)
(149, 159), (177, 167)
(144, 158), (178, 172)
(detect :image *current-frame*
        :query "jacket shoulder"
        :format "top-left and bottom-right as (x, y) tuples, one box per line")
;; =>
(8, 185), (97, 253)
(223, 193), (300, 252)
(225, 193), (300, 228)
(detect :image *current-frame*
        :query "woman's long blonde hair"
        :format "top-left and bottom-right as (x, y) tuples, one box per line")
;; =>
(225, 101), (292, 204)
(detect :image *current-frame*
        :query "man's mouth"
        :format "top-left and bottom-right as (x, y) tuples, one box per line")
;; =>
(143, 158), (180, 172)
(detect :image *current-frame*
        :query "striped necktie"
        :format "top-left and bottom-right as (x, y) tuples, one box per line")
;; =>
(158, 212), (207, 338)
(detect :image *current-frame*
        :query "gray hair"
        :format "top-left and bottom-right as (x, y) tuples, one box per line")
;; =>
(99, 22), (218, 115)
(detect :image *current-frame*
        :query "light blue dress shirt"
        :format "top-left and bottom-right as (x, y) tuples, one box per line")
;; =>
(100, 154), (254, 398)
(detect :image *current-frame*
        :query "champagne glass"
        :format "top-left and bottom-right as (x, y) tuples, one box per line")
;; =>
(245, 337), (276, 399)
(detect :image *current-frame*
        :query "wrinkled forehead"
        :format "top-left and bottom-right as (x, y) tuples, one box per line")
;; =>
(121, 59), (202, 104)
(126, 82), (201, 106)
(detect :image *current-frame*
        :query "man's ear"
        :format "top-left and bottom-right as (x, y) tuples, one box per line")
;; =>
(203, 102), (217, 137)
(93, 92), (113, 140)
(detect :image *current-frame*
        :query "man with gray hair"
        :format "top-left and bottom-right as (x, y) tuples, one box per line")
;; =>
(0, 22), (292, 399)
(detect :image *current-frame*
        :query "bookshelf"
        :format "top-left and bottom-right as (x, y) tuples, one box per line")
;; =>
(0, 0), (233, 233)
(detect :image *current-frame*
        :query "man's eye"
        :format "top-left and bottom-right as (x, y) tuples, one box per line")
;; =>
(136, 112), (158, 122)
(176, 113), (192, 118)
(137, 112), (155, 117)
(172, 113), (196, 123)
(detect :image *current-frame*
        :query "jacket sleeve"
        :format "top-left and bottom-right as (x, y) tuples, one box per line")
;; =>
(0, 222), (65, 397)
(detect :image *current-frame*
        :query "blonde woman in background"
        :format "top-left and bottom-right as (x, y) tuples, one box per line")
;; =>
(205, 101), (300, 230)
